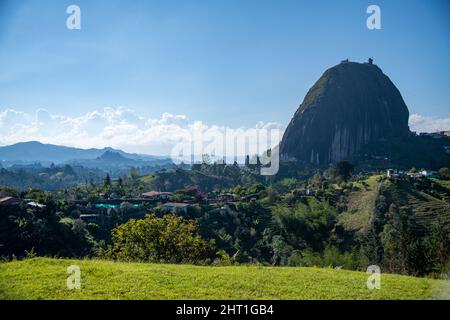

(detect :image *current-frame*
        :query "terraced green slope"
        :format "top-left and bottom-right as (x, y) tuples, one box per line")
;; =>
(339, 176), (450, 236)
(382, 178), (450, 233)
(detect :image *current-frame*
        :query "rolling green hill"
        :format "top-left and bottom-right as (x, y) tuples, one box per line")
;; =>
(338, 175), (450, 236)
(0, 258), (449, 300)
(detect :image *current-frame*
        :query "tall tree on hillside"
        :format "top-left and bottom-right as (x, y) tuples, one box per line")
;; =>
(335, 161), (354, 182)
(425, 219), (450, 275)
(245, 155), (250, 167)
(438, 167), (450, 180)
(104, 174), (111, 188)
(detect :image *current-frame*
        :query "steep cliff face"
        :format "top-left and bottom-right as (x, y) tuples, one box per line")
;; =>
(280, 61), (411, 164)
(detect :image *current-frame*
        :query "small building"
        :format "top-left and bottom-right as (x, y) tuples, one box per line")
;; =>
(217, 193), (238, 202)
(0, 197), (21, 206)
(162, 202), (191, 213)
(386, 169), (396, 178)
(297, 188), (314, 196)
(109, 192), (120, 200)
(420, 131), (450, 139)
(432, 131), (450, 138)
(27, 201), (46, 209)
(420, 170), (438, 178)
(387, 169), (404, 179)
(141, 191), (174, 201)
(406, 172), (422, 178)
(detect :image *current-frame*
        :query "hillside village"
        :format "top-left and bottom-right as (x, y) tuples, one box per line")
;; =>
(1, 158), (450, 278)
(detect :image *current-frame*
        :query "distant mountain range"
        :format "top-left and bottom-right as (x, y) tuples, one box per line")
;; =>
(0, 141), (169, 164)
(67, 150), (173, 171)
(0, 142), (176, 189)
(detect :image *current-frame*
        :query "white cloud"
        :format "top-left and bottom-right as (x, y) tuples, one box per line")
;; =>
(2, 108), (449, 156)
(409, 114), (450, 133)
(0, 107), (284, 156)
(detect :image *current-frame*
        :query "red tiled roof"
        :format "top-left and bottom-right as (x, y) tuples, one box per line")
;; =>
(142, 191), (173, 197)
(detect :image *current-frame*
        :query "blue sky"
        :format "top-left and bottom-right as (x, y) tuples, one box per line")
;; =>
(0, 0), (449, 153)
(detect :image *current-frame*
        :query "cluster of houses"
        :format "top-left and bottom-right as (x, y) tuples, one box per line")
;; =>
(2, 186), (319, 225)
(140, 191), (192, 213)
(386, 169), (439, 179)
(419, 131), (450, 139)
(416, 131), (450, 154)
(140, 190), (268, 208)
(0, 196), (46, 209)
(141, 191), (174, 201)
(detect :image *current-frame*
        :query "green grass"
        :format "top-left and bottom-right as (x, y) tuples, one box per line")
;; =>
(339, 176), (450, 235)
(338, 175), (382, 234)
(1, 258), (449, 300)
(431, 178), (450, 191)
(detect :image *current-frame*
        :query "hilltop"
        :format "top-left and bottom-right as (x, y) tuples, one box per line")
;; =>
(279, 60), (450, 169)
(280, 60), (410, 164)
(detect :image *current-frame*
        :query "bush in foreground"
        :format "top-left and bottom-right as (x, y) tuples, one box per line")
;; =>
(105, 214), (215, 264)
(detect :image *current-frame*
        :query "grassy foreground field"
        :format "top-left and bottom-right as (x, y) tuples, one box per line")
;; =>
(0, 258), (449, 300)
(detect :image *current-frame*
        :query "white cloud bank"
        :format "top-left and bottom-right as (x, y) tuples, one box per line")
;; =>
(1, 108), (449, 156)
(409, 114), (450, 133)
(0, 107), (283, 156)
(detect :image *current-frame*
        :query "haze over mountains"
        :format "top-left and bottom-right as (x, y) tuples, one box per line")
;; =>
(0, 141), (170, 165)
(0, 141), (175, 190)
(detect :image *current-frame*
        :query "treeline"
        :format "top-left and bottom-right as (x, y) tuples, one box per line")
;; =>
(0, 164), (104, 191)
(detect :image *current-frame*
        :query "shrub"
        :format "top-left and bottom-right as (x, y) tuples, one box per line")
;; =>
(438, 167), (450, 180)
(287, 246), (368, 270)
(108, 214), (215, 264)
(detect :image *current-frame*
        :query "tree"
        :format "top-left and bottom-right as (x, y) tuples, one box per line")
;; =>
(270, 235), (293, 265)
(245, 155), (250, 167)
(104, 174), (111, 188)
(310, 172), (325, 189)
(438, 167), (450, 180)
(271, 199), (337, 252)
(424, 219), (450, 275)
(409, 167), (418, 173)
(380, 204), (425, 275)
(335, 161), (354, 182)
(109, 214), (215, 263)
(380, 204), (408, 274)
(129, 168), (140, 180)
